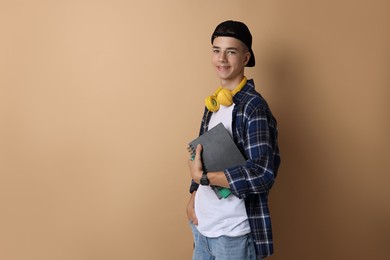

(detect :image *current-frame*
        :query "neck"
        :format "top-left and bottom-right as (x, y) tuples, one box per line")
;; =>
(220, 76), (246, 91)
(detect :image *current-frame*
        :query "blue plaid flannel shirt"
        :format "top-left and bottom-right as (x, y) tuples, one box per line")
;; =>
(189, 79), (281, 259)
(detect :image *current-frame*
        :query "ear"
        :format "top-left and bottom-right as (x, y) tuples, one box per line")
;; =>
(243, 52), (251, 66)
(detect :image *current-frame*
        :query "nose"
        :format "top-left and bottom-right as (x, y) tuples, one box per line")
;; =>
(218, 51), (227, 62)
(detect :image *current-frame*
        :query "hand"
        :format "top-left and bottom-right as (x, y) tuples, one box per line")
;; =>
(187, 144), (203, 184)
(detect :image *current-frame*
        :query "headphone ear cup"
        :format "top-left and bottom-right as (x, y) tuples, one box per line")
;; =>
(205, 95), (220, 112)
(217, 88), (233, 107)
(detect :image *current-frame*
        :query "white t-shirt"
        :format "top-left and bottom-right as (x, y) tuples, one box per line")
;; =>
(195, 104), (250, 237)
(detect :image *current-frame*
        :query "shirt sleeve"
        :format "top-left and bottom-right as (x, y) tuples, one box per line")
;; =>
(225, 106), (280, 199)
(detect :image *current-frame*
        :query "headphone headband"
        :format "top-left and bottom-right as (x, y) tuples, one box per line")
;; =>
(205, 77), (247, 112)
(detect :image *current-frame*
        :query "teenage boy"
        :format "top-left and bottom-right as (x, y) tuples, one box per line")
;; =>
(187, 20), (281, 260)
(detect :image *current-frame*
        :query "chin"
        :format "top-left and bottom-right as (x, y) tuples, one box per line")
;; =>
(214, 71), (231, 80)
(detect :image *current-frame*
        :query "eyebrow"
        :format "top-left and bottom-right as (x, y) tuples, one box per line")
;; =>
(212, 46), (239, 51)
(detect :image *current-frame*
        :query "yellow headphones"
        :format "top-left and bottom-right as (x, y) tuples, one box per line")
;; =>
(205, 77), (247, 112)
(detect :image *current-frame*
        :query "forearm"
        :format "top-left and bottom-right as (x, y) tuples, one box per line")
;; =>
(225, 157), (276, 197)
(208, 171), (229, 188)
(188, 190), (196, 206)
(186, 191), (198, 225)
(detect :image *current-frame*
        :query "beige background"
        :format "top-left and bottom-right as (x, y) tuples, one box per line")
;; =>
(1, 1), (389, 259)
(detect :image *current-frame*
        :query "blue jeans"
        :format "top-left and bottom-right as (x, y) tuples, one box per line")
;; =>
(190, 223), (257, 260)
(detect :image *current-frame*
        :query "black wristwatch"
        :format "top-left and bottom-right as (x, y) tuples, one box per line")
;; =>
(200, 170), (209, 186)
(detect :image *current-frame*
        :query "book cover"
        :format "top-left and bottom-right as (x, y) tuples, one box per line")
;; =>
(188, 123), (246, 198)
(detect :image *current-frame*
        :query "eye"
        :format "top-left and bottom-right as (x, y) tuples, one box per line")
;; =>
(213, 49), (220, 53)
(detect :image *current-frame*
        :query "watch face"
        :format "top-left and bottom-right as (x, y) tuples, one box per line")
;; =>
(200, 173), (209, 185)
(200, 179), (209, 185)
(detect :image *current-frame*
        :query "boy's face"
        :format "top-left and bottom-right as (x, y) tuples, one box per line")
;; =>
(211, 36), (251, 85)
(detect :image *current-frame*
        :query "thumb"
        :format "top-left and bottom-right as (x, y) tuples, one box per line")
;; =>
(195, 144), (203, 160)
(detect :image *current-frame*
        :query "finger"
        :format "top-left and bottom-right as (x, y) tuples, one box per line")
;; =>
(192, 216), (198, 225)
(189, 214), (198, 225)
(195, 144), (202, 160)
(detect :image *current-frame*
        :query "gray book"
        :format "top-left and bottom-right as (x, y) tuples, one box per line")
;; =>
(188, 123), (246, 199)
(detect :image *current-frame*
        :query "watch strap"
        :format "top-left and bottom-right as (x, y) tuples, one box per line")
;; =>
(200, 170), (209, 185)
